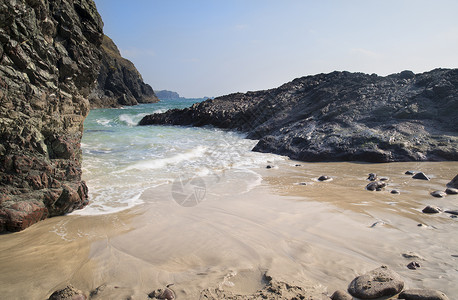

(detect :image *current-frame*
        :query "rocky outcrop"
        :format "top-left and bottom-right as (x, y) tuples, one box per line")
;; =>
(88, 35), (158, 108)
(140, 69), (458, 162)
(155, 89), (180, 100)
(0, 0), (103, 232)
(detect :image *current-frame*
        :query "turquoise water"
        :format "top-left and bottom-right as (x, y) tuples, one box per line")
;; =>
(77, 99), (285, 214)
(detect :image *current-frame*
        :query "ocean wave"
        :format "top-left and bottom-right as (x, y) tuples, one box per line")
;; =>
(123, 145), (208, 171)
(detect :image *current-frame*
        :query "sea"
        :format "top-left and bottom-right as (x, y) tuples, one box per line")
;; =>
(77, 98), (286, 215)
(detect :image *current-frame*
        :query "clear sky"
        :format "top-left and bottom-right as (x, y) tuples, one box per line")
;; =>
(94, 0), (458, 98)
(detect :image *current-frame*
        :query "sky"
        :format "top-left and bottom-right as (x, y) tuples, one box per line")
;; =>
(94, 0), (458, 98)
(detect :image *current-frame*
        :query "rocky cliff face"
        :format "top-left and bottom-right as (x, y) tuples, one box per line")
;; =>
(140, 69), (458, 162)
(0, 0), (103, 232)
(88, 35), (158, 108)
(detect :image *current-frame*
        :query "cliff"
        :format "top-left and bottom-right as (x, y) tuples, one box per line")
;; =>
(155, 90), (180, 100)
(140, 69), (458, 162)
(88, 35), (158, 108)
(0, 0), (103, 232)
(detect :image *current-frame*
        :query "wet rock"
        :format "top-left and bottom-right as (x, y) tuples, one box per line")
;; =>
(444, 210), (458, 216)
(366, 181), (387, 191)
(445, 187), (458, 195)
(148, 288), (175, 299)
(399, 289), (449, 300)
(447, 174), (458, 188)
(405, 171), (416, 175)
(318, 175), (331, 181)
(422, 205), (442, 214)
(431, 191), (447, 198)
(330, 290), (352, 300)
(412, 172), (430, 180)
(48, 285), (86, 300)
(402, 252), (425, 260)
(407, 261), (421, 270)
(367, 173), (377, 181)
(347, 265), (404, 299)
(139, 69), (458, 163)
(391, 189), (400, 194)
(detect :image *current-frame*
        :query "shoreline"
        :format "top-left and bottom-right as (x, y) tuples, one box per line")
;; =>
(0, 160), (457, 299)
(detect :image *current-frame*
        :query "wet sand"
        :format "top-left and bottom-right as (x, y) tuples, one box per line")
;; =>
(0, 161), (457, 299)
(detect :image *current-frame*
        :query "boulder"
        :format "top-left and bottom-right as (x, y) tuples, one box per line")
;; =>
(330, 290), (352, 300)
(398, 289), (449, 300)
(366, 181), (387, 191)
(445, 187), (458, 195)
(347, 266), (404, 299)
(422, 205), (442, 214)
(431, 191), (447, 198)
(413, 172), (430, 180)
(48, 285), (86, 300)
(447, 174), (458, 188)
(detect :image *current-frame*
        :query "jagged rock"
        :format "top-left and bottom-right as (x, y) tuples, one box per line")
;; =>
(0, 0), (103, 232)
(413, 172), (430, 180)
(347, 265), (404, 299)
(447, 174), (458, 188)
(444, 210), (458, 216)
(431, 191), (447, 198)
(330, 290), (352, 300)
(422, 205), (442, 214)
(366, 181), (386, 191)
(399, 289), (449, 300)
(445, 187), (458, 194)
(140, 69), (458, 163)
(88, 35), (158, 108)
(367, 173), (378, 181)
(48, 285), (86, 300)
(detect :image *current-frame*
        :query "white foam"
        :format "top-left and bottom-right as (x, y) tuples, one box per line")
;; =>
(118, 114), (139, 126)
(123, 146), (208, 171)
(71, 192), (144, 216)
(96, 118), (111, 127)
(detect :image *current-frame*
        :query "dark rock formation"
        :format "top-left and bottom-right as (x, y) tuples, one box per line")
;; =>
(413, 172), (430, 180)
(0, 0), (103, 232)
(422, 205), (442, 214)
(140, 69), (458, 162)
(48, 285), (86, 300)
(431, 190), (446, 198)
(155, 89), (180, 100)
(347, 265), (404, 299)
(366, 181), (387, 191)
(88, 35), (158, 108)
(447, 174), (458, 188)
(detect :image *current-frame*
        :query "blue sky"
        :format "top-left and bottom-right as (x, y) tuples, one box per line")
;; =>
(94, 0), (458, 98)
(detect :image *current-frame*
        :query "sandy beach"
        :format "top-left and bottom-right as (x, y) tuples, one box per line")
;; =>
(0, 160), (457, 299)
